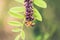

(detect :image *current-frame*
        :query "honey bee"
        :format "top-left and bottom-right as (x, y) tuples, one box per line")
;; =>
(25, 21), (35, 27)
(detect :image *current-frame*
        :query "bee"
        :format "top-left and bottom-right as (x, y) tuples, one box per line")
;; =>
(25, 21), (35, 27)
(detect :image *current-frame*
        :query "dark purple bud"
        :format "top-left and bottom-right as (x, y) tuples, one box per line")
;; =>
(24, 0), (30, 2)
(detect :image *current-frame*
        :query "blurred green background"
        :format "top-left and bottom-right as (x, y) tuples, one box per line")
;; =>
(0, 0), (60, 40)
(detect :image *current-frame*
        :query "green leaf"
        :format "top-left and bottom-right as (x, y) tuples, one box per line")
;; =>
(44, 33), (49, 40)
(12, 28), (21, 32)
(20, 30), (25, 40)
(36, 35), (41, 40)
(33, 8), (42, 21)
(8, 21), (23, 27)
(15, 0), (24, 4)
(9, 7), (25, 13)
(9, 12), (24, 19)
(34, 0), (47, 8)
(15, 34), (20, 40)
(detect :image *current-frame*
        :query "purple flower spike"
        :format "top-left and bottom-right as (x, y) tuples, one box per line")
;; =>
(24, 0), (34, 26)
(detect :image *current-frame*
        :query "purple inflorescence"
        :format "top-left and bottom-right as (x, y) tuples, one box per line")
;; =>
(24, 0), (34, 21)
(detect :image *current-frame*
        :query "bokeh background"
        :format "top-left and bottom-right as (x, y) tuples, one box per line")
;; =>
(0, 0), (60, 40)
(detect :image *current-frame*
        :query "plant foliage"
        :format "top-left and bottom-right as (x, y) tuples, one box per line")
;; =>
(8, 0), (47, 40)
